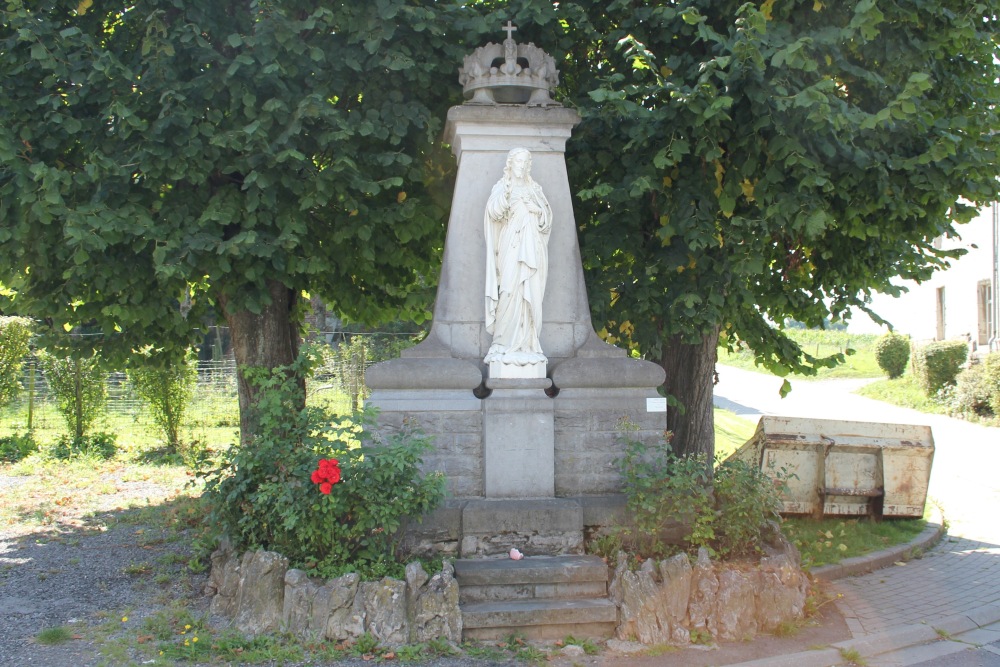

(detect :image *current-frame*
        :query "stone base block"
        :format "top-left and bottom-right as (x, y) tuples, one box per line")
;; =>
(460, 498), (583, 558)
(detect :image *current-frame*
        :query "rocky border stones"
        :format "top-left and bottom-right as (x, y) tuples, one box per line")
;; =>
(204, 540), (462, 646)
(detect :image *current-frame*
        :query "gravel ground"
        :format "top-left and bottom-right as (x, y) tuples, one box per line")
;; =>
(0, 472), (850, 667)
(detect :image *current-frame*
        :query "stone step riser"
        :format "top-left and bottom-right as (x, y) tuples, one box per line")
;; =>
(453, 555), (609, 587)
(463, 621), (616, 641)
(456, 555), (615, 641)
(459, 580), (607, 604)
(461, 598), (618, 631)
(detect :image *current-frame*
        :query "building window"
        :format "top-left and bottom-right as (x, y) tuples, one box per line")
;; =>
(936, 287), (946, 341)
(979, 280), (994, 347)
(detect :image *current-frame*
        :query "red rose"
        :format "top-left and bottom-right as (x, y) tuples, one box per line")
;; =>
(311, 458), (342, 493)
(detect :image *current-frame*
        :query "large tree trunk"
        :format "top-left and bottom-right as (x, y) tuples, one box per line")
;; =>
(219, 280), (303, 448)
(661, 326), (720, 460)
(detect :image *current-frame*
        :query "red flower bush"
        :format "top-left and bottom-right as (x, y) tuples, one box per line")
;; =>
(310, 458), (341, 494)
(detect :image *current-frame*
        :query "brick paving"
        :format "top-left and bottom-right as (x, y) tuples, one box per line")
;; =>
(835, 536), (1000, 636)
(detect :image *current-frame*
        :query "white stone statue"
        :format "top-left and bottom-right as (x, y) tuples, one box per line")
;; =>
(484, 148), (552, 373)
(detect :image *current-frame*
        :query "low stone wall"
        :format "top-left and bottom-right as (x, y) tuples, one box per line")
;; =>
(205, 541), (462, 646)
(206, 541), (809, 648)
(610, 547), (809, 644)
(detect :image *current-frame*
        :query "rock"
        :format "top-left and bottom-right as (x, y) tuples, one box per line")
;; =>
(687, 548), (718, 635)
(321, 572), (364, 642)
(282, 569), (324, 639)
(407, 563), (462, 644)
(756, 569), (808, 632)
(714, 568), (758, 641)
(233, 550), (289, 637)
(208, 544), (242, 618)
(659, 554), (693, 644)
(605, 638), (646, 654)
(360, 578), (409, 646)
(611, 563), (669, 644)
(561, 644), (586, 657)
(405, 562), (429, 598)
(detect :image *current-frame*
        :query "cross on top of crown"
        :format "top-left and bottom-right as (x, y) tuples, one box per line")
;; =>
(502, 20), (517, 41)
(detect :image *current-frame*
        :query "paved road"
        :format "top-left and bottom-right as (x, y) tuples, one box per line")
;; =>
(714, 365), (1000, 666)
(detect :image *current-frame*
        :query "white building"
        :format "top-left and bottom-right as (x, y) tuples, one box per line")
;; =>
(851, 203), (999, 353)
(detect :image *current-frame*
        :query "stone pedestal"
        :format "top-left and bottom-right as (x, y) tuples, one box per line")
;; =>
(366, 100), (666, 558)
(482, 379), (554, 498)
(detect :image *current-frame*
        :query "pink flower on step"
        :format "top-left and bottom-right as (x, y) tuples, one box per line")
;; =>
(509, 548), (523, 560)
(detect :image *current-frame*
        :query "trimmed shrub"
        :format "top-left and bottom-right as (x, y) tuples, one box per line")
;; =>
(874, 331), (910, 379)
(0, 316), (33, 407)
(911, 340), (968, 396)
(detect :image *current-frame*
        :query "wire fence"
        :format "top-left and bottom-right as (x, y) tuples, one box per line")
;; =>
(0, 333), (413, 436)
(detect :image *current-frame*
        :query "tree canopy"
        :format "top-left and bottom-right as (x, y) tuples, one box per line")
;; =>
(0, 0), (464, 362)
(537, 0), (997, 454)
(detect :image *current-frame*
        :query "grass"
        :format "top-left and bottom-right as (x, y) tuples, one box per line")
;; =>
(714, 408), (757, 460)
(719, 329), (882, 380)
(35, 625), (74, 645)
(856, 373), (949, 414)
(782, 516), (927, 569)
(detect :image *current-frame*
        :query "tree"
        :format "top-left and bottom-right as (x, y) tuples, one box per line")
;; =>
(0, 1), (469, 444)
(486, 0), (999, 457)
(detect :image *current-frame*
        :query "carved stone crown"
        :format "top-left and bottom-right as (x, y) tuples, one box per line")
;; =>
(458, 24), (560, 107)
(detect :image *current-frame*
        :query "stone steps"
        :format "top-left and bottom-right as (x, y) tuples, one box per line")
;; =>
(454, 555), (617, 640)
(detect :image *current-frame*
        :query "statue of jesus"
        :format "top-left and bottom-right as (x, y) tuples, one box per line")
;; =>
(484, 148), (552, 368)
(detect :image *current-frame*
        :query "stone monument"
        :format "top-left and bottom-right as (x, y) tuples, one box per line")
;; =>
(366, 26), (665, 558)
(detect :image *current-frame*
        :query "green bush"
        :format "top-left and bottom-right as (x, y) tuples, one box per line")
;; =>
(0, 316), (33, 407)
(202, 352), (445, 577)
(911, 340), (968, 396)
(712, 457), (785, 558)
(0, 432), (38, 463)
(128, 352), (197, 454)
(615, 425), (784, 558)
(949, 352), (1000, 417)
(616, 427), (714, 558)
(51, 432), (118, 460)
(874, 331), (910, 379)
(38, 352), (108, 440)
(987, 353), (1000, 416)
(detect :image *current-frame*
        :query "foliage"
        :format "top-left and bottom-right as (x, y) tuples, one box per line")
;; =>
(988, 353), (1000, 417)
(201, 352), (445, 575)
(0, 1), (485, 447)
(37, 352), (108, 440)
(911, 340), (968, 396)
(51, 432), (118, 460)
(0, 432), (37, 463)
(616, 424), (713, 558)
(943, 353), (1000, 418)
(615, 424), (783, 558)
(0, 1), (471, 356)
(874, 332), (911, 379)
(0, 316), (32, 407)
(712, 457), (785, 558)
(127, 351), (197, 454)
